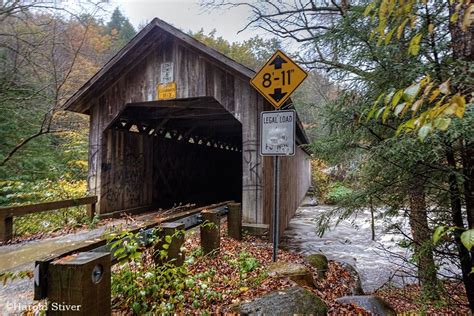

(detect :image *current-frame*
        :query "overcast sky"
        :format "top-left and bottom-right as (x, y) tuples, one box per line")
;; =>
(108, 0), (262, 42)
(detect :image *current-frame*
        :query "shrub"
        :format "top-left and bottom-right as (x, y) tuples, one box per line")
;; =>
(310, 159), (331, 201)
(325, 182), (353, 205)
(108, 228), (219, 314)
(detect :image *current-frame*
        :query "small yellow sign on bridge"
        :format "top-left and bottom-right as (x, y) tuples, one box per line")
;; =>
(157, 82), (177, 100)
(250, 50), (307, 109)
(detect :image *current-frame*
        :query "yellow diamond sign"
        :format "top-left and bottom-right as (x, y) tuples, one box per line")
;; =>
(250, 50), (308, 109)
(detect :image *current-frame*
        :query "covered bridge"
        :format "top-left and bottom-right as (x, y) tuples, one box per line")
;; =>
(64, 18), (311, 236)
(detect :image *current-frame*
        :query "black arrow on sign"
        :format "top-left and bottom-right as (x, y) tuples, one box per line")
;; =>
(270, 55), (287, 69)
(269, 88), (287, 102)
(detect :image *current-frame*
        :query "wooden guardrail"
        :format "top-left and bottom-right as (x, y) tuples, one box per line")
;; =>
(33, 201), (233, 300)
(43, 202), (243, 314)
(0, 196), (98, 242)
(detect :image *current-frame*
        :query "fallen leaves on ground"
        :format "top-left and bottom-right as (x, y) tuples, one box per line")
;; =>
(110, 222), (369, 314)
(376, 280), (470, 315)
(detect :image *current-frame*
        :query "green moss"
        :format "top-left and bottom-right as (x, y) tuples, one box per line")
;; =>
(306, 254), (328, 278)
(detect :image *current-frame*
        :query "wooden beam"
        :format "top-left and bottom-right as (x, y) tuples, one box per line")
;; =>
(127, 97), (222, 110)
(0, 196), (98, 218)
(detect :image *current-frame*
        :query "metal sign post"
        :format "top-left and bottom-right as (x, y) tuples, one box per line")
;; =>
(272, 154), (280, 262)
(260, 109), (296, 262)
(251, 50), (307, 262)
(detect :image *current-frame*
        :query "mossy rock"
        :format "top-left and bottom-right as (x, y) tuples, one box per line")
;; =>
(267, 262), (315, 288)
(231, 286), (327, 315)
(305, 254), (328, 278)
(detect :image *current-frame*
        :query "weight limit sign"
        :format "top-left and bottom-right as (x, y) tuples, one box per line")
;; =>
(260, 110), (296, 156)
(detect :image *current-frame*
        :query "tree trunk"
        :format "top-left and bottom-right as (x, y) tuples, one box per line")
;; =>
(370, 197), (375, 241)
(408, 182), (439, 299)
(446, 146), (474, 311)
(461, 141), (474, 228)
(446, 5), (474, 310)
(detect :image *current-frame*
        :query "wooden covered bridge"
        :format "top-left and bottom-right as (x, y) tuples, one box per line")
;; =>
(63, 18), (311, 237)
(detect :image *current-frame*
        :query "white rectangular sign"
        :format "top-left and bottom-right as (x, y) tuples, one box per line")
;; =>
(260, 110), (295, 156)
(160, 62), (174, 83)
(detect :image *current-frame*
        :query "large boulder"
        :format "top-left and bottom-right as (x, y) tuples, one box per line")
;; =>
(232, 286), (327, 315)
(336, 296), (396, 316)
(305, 254), (328, 278)
(267, 262), (315, 288)
(341, 262), (364, 295)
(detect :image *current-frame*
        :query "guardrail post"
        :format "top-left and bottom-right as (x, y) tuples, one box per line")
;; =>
(0, 212), (13, 242)
(153, 222), (185, 266)
(227, 203), (242, 240)
(200, 209), (220, 255)
(86, 202), (96, 219)
(47, 252), (110, 315)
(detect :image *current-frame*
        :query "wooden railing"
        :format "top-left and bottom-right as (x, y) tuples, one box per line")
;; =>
(33, 201), (237, 302)
(0, 196), (97, 242)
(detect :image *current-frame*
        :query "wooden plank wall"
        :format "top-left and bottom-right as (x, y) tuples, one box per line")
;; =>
(100, 130), (153, 212)
(263, 146), (311, 240)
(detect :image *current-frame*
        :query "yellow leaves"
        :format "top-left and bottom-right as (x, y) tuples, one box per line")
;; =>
(364, 2), (377, 16)
(408, 33), (422, 55)
(403, 82), (421, 102)
(429, 89), (441, 102)
(409, 14), (417, 29)
(391, 89), (404, 108)
(364, 73), (470, 141)
(451, 12), (459, 23)
(379, 0), (390, 18)
(439, 79), (450, 94)
(384, 27), (396, 45)
(396, 92), (467, 140)
(411, 99), (423, 115)
(366, 93), (385, 123)
(434, 117), (451, 131)
(397, 18), (410, 39)
(443, 95), (466, 118)
(394, 102), (407, 117)
(384, 90), (395, 105)
(422, 82), (433, 99)
(462, 4), (474, 31)
(382, 105), (392, 123)
(417, 123), (432, 141)
(68, 160), (88, 170)
(375, 106), (386, 120)
(428, 23), (434, 34)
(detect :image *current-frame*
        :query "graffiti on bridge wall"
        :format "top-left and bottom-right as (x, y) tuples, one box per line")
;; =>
(101, 151), (145, 209)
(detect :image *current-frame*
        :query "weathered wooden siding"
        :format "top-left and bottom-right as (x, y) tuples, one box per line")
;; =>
(100, 130), (154, 212)
(263, 146), (311, 239)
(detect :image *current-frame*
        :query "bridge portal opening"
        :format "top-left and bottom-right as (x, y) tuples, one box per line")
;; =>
(104, 97), (242, 211)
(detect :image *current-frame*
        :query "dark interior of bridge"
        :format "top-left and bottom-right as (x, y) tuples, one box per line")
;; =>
(109, 97), (242, 208)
